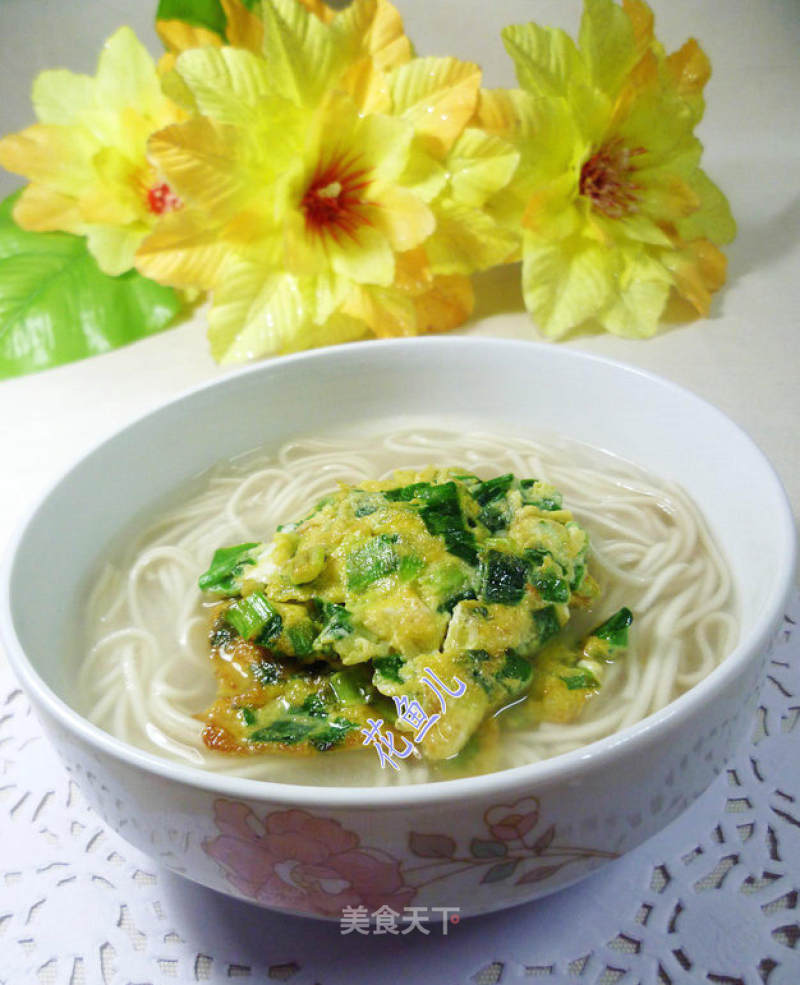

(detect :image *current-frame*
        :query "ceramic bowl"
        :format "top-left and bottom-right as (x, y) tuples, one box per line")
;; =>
(1, 338), (795, 920)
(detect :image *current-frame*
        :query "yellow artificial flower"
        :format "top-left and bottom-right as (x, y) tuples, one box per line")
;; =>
(0, 27), (186, 276)
(156, 0), (366, 57)
(137, 0), (518, 361)
(157, 0), (262, 58)
(338, 58), (519, 339)
(157, 0), (412, 123)
(477, 0), (736, 338)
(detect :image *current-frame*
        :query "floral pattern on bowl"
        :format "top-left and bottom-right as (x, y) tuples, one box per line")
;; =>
(204, 800), (416, 917)
(204, 796), (618, 916)
(404, 796), (618, 890)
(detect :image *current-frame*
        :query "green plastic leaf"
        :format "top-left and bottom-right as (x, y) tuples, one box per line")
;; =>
(0, 191), (181, 379)
(156, 0), (228, 39)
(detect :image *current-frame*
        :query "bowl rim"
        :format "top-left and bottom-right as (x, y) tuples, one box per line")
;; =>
(1, 336), (796, 809)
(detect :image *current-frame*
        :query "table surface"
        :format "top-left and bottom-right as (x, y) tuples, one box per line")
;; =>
(0, 1), (798, 982)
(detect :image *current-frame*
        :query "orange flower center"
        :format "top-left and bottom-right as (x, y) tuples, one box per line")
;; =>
(147, 181), (182, 216)
(579, 139), (644, 218)
(301, 155), (374, 243)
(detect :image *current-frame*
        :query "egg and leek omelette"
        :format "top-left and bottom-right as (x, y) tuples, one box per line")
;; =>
(197, 468), (633, 768)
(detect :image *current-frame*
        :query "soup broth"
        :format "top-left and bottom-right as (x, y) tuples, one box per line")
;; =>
(80, 422), (737, 786)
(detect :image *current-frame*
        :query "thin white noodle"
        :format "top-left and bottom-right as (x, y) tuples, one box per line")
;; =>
(79, 423), (737, 786)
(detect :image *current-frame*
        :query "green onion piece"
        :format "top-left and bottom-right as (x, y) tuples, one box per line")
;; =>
(255, 608), (283, 647)
(398, 554), (425, 581)
(531, 569), (570, 603)
(310, 718), (356, 751)
(520, 481), (563, 512)
(352, 492), (384, 517)
(209, 621), (236, 649)
(570, 562), (586, 591)
(314, 602), (353, 646)
(287, 622), (316, 656)
(496, 650), (532, 684)
(346, 534), (400, 591)
(450, 472), (481, 487)
(384, 481), (478, 565)
(533, 604), (561, 644)
(250, 658), (281, 686)
(419, 486), (477, 566)
(438, 588), (478, 614)
(560, 669), (599, 690)
(249, 714), (355, 750)
(524, 548), (551, 567)
(471, 474), (514, 506)
(249, 719), (315, 744)
(373, 654), (405, 683)
(383, 481), (440, 502)
(592, 607), (634, 648)
(224, 592), (278, 641)
(425, 562), (474, 611)
(330, 667), (373, 704)
(480, 550), (529, 605)
(478, 500), (511, 533)
(198, 542), (261, 595)
(464, 649), (494, 694)
(295, 694), (328, 718)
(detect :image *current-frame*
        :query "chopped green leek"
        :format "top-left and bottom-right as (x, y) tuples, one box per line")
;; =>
(480, 550), (528, 605)
(198, 542), (261, 595)
(592, 607), (634, 648)
(225, 591), (278, 640)
(346, 534), (400, 591)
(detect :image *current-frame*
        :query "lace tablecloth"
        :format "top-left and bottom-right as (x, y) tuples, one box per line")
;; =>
(2, 593), (798, 985)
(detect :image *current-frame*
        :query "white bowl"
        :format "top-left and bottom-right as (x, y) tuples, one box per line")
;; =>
(1, 338), (795, 920)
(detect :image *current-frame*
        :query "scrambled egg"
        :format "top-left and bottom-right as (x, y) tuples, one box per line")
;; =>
(197, 468), (632, 768)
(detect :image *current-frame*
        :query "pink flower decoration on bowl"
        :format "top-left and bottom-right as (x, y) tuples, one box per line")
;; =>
(484, 796), (541, 841)
(204, 799), (416, 917)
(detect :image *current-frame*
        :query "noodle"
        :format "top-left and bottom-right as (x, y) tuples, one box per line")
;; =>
(80, 423), (738, 785)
